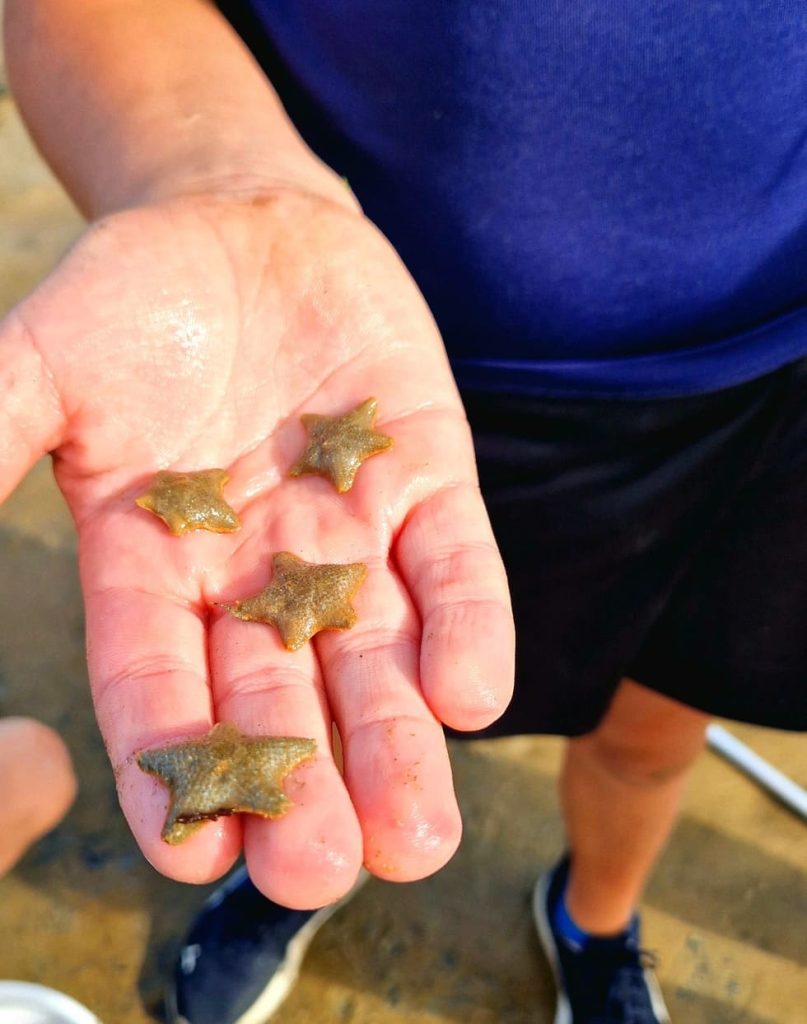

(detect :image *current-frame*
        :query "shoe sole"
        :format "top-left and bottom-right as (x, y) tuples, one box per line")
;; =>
(532, 870), (572, 1024)
(532, 869), (672, 1024)
(170, 869), (370, 1024)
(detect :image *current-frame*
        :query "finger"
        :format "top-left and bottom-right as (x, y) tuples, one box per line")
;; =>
(316, 559), (462, 882)
(0, 309), (66, 502)
(81, 513), (241, 884)
(395, 482), (515, 730)
(210, 579), (364, 910)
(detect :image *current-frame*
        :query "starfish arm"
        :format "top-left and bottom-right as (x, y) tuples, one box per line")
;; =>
(224, 588), (277, 623)
(288, 452), (314, 478)
(199, 499), (240, 532)
(221, 600), (247, 621)
(136, 748), (179, 783)
(274, 609), (318, 651)
(343, 563), (369, 589)
(166, 513), (190, 535)
(299, 413), (330, 430)
(359, 431), (393, 456)
(266, 737), (318, 764)
(297, 449), (333, 481)
(347, 397), (379, 428)
(330, 449), (360, 492)
(137, 750), (190, 840)
(319, 606), (358, 631)
(217, 508), (241, 531)
(163, 820), (204, 845)
(202, 468), (230, 486)
(272, 551), (305, 577)
(134, 494), (156, 512)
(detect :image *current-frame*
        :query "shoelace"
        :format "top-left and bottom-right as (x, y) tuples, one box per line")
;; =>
(566, 944), (662, 1024)
(596, 948), (661, 1024)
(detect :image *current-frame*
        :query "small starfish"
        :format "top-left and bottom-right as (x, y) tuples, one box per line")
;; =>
(289, 397), (393, 492)
(135, 469), (240, 535)
(136, 722), (316, 845)
(223, 552), (368, 651)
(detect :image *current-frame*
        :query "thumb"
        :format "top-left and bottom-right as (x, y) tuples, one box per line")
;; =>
(0, 307), (66, 503)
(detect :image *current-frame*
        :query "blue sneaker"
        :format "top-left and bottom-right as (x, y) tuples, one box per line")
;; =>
(167, 867), (367, 1024)
(533, 857), (671, 1024)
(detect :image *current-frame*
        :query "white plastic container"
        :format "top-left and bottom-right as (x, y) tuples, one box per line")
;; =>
(0, 982), (100, 1024)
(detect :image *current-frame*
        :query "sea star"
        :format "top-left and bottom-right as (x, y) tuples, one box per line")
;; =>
(223, 551), (368, 651)
(135, 469), (240, 535)
(289, 397), (393, 492)
(136, 722), (316, 845)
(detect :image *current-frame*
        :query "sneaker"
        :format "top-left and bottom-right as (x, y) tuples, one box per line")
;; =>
(166, 866), (368, 1024)
(533, 856), (671, 1024)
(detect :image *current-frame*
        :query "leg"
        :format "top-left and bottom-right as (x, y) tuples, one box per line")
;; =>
(560, 678), (709, 934)
(0, 717), (77, 876)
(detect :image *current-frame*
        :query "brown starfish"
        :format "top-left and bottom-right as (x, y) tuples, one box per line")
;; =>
(135, 469), (240, 535)
(223, 552), (368, 651)
(136, 722), (316, 845)
(289, 397), (393, 493)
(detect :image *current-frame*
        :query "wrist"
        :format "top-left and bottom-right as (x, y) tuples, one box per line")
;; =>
(125, 131), (361, 217)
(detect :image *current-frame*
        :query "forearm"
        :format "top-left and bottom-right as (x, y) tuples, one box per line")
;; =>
(4, 0), (355, 218)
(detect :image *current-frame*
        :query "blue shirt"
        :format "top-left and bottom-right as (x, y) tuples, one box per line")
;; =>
(223, 2), (807, 397)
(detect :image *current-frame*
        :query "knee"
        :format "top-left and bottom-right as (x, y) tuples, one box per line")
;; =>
(0, 717), (77, 873)
(583, 726), (706, 787)
(573, 679), (711, 787)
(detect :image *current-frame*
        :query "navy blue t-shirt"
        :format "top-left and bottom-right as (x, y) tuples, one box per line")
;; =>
(222, 2), (807, 397)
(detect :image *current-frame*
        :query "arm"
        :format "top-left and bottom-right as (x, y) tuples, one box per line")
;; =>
(2, 0), (514, 908)
(4, 0), (354, 216)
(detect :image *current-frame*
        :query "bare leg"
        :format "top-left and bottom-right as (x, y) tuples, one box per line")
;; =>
(0, 717), (77, 876)
(560, 679), (709, 934)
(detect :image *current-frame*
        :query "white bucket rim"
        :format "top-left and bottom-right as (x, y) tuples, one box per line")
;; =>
(0, 981), (100, 1024)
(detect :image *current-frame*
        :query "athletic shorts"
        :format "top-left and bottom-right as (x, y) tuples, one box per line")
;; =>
(461, 357), (807, 737)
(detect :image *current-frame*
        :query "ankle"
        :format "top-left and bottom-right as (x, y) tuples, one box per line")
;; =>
(564, 869), (635, 937)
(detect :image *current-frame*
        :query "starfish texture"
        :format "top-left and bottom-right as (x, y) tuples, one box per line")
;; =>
(223, 551), (368, 651)
(135, 469), (240, 535)
(289, 397), (393, 492)
(137, 722), (316, 844)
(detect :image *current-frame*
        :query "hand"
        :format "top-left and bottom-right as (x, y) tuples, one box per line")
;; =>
(0, 189), (514, 907)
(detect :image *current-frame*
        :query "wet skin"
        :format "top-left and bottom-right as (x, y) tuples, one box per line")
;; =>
(0, 189), (515, 909)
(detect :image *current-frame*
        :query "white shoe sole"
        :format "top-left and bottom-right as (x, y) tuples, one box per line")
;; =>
(532, 870), (572, 1024)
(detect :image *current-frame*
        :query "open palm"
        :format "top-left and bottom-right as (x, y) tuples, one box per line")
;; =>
(0, 190), (514, 908)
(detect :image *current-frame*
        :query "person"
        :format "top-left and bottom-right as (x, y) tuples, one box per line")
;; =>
(3, 2), (806, 1022)
(0, 717), (76, 878)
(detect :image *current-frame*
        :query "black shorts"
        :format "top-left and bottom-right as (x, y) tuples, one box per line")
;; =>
(462, 357), (807, 737)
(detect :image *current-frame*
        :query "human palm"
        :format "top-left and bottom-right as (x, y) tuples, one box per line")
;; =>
(0, 191), (514, 908)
